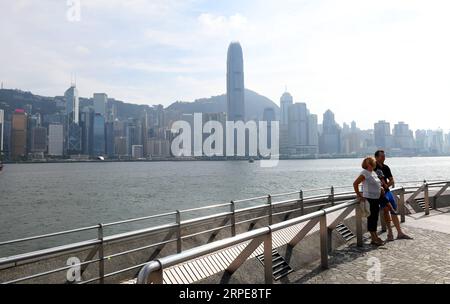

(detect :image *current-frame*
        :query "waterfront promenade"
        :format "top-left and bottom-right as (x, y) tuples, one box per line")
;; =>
(285, 207), (450, 284)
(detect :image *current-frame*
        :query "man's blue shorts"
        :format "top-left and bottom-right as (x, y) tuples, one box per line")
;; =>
(379, 191), (397, 214)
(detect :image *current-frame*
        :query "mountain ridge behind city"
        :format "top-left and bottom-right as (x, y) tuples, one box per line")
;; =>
(0, 88), (280, 121)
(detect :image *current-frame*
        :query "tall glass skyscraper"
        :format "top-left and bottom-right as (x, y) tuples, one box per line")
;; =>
(226, 42), (245, 122)
(64, 85), (79, 124)
(93, 114), (105, 156)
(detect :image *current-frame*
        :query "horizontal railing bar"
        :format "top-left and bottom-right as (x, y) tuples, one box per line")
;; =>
(0, 239), (100, 266)
(103, 223), (178, 244)
(181, 224), (233, 240)
(103, 211), (177, 228)
(269, 191), (301, 198)
(234, 214), (270, 226)
(82, 261), (151, 284)
(104, 239), (178, 260)
(2, 257), (101, 284)
(180, 212), (233, 226)
(179, 202), (232, 213)
(0, 225), (99, 247)
(233, 195), (269, 204)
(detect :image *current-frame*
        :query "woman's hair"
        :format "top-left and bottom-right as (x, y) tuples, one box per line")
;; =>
(361, 157), (376, 169)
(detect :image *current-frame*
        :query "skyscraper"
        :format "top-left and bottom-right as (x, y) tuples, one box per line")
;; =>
(31, 127), (47, 153)
(65, 85), (81, 154)
(93, 93), (107, 117)
(0, 109), (4, 154)
(226, 42), (245, 122)
(93, 114), (106, 156)
(393, 122), (414, 151)
(48, 124), (64, 156)
(65, 85), (79, 124)
(279, 92), (293, 155)
(80, 108), (94, 155)
(280, 92), (293, 126)
(263, 107), (276, 149)
(92, 93), (107, 156)
(287, 103), (319, 155)
(11, 109), (28, 160)
(374, 120), (392, 149)
(319, 110), (341, 154)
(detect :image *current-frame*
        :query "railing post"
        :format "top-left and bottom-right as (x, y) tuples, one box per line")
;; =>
(399, 187), (406, 223)
(330, 186), (335, 206)
(299, 190), (304, 215)
(424, 183), (430, 215)
(230, 201), (236, 237)
(355, 204), (363, 247)
(176, 210), (182, 253)
(267, 195), (273, 225)
(264, 228), (273, 284)
(97, 223), (105, 284)
(319, 214), (328, 269)
(327, 227), (333, 254)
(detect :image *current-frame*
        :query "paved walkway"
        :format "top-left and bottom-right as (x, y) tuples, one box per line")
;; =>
(285, 208), (450, 284)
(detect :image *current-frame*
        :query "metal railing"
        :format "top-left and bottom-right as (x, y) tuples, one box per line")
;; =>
(137, 180), (450, 284)
(1, 180), (449, 284)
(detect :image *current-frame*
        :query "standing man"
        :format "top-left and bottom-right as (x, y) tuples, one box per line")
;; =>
(375, 150), (412, 241)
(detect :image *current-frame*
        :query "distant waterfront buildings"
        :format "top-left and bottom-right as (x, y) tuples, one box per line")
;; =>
(31, 126), (47, 153)
(48, 124), (64, 156)
(0, 109), (4, 154)
(288, 103), (319, 155)
(319, 110), (341, 155)
(11, 109), (28, 160)
(374, 120), (393, 150)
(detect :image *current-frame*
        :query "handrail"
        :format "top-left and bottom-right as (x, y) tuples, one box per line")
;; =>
(1, 179), (449, 284)
(137, 200), (358, 284)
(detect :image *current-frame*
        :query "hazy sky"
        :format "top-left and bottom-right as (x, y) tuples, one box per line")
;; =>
(1, 0), (450, 131)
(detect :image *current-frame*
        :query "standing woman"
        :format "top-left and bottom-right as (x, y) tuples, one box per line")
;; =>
(353, 157), (385, 246)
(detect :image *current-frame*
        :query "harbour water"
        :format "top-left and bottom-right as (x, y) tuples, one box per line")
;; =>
(1, 157), (449, 255)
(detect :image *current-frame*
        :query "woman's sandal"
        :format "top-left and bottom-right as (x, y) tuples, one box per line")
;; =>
(370, 239), (384, 246)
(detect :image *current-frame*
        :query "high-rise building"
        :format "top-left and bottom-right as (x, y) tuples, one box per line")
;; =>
(393, 122), (414, 151)
(0, 109), (4, 154)
(279, 92), (293, 155)
(374, 120), (392, 149)
(80, 108), (94, 156)
(65, 85), (81, 155)
(262, 107), (276, 149)
(11, 109), (28, 160)
(48, 124), (64, 156)
(3, 120), (11, 160)
(226, 42), (245, 122)
(280, 92), (293, 126)
(93, 114), (105, 156)
(288, 103), (319, 155)
(105, 121), (115, 157)
(319, 110), (341, 155)
(65, 85), (79, 124)
(31, 127), (47, 153)
(93, 93), (107, 117)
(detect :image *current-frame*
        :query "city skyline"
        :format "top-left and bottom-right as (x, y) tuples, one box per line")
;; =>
(2, 1), (450, 130)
